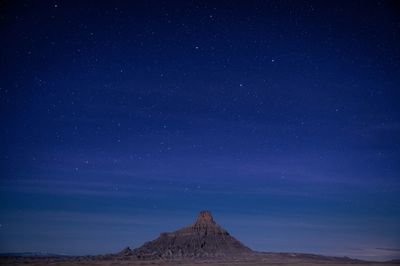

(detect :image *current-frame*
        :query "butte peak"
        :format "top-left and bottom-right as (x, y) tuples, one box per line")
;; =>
(123, 210), (252, 259)
(195, 210), (215, 224)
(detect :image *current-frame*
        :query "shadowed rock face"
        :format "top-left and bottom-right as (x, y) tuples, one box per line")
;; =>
(125, 211), (252, 259)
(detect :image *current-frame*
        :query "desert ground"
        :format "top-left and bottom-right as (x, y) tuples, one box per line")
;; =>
(1, 257), (399, 266)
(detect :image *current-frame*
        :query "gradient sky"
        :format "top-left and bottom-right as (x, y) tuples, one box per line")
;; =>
(1, 0), (400, 261)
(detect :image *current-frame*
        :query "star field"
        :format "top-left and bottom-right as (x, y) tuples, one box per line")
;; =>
(0, 0), (400, 261)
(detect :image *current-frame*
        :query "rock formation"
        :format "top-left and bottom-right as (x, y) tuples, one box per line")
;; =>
(122, 210), (252, 259)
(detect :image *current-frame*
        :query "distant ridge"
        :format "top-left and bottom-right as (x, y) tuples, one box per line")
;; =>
(121, 210), (252, 259)
(0, 252), (68, 257)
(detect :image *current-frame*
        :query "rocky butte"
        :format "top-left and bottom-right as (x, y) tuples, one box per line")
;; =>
(101, 211), (377, 264)
(120, 210), (252, 259)
(2, 211), (395, 265)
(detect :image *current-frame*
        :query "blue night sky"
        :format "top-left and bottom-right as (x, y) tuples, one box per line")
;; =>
(1, 0), (400, 261)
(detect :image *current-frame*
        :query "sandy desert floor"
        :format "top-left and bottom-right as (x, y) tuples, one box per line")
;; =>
(1, 257), (399, 266)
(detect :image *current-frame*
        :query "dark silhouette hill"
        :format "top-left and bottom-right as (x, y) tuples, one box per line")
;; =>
(123, 210), (252, 259)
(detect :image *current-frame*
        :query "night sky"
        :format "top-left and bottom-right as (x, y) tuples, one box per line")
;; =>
(1, 0), (400, 261)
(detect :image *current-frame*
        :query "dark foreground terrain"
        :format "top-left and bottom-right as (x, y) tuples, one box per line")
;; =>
(1, 255), (399, 266)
